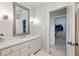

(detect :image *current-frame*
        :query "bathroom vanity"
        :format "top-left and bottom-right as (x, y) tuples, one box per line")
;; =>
(0, 3), (41, 56)
(0, 35), (41, 56)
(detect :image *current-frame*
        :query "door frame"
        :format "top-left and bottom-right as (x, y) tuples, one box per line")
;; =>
(49, 15), (66, 46)
(47, 3), (76, 56)
(48, 7), (67, 55)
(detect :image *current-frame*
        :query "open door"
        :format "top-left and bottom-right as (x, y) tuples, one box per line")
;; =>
(75, 3), (79, 56)
(66, 3), (76, 56)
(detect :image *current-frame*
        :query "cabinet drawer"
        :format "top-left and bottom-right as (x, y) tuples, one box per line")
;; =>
(1, 45), (19, 56)
(20, 40), (34, 48)
(6, 50), (19, 56)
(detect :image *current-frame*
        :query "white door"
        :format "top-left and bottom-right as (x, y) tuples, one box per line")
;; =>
(66, 3), (76, 56)
(75, 4), (79, 56)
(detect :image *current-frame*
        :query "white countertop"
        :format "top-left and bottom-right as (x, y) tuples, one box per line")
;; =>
(0, 35), (41, 50)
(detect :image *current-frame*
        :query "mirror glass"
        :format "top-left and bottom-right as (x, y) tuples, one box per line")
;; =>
(13, 3), (30, 36)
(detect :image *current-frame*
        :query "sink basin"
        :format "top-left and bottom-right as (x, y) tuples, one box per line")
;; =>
(0, 37), (5, 42)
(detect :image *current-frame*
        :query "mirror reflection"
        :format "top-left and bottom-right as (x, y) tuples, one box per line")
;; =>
(13, 3), (30, 36)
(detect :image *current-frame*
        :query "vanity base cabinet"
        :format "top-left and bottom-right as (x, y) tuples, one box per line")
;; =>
(20, 38), (41, 56)
(0, 37), (41, 56)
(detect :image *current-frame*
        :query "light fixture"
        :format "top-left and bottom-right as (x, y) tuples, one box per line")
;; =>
(30, 17), (40, 24)
(3, 14), (8, 20)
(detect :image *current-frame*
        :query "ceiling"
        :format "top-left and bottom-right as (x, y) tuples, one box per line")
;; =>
(22, 2), (43, 8)
(18, 2), (68, 8)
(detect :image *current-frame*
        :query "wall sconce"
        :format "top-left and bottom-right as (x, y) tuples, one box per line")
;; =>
(30, 18), (40, 24)
(30, 19), (34, 24)
(2, 14), (8, 20)
(30, 21), (34, 24)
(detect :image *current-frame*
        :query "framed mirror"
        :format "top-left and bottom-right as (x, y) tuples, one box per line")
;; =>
(13, 2), (30, 36)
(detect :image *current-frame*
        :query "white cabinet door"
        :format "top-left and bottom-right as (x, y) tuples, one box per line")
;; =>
(20, 45), (34, 56)
(36, 38), (41, 49)
(20, 46), (30, 56)
(34, 38), (41, 52)
(6, 51), (19, 56)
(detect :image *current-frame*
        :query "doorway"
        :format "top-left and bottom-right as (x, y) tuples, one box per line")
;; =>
(55, 15), (66, 46)
(49, 7), (67, 56)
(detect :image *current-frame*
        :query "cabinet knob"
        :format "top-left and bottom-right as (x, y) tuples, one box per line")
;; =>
(28, 46), (31, 49)
(0, 34), (4, 36)
(10, 50), (13, 51)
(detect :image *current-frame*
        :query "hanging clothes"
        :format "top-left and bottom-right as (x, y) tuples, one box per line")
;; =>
(55, 24), (63, 32)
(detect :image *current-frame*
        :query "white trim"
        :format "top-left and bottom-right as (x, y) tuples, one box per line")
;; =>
(49, 5), (68, 13)
(53, 15), (66, 19)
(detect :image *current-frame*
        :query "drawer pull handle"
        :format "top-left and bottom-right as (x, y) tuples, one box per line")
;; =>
(28, 47), (31, 49)
(10, 50), (13, 51)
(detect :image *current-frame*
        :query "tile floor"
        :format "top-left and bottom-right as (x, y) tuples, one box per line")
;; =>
(32, 47), (66, 56)
(32, 35), (67, 56)
(50, 45), (67, 56)
(32, 50), (51, 56)
(55, 36), (66, 46)
(50, 35), (67, 56)
(32, 46), (66, 56)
